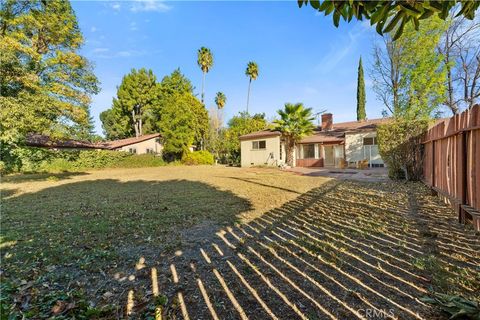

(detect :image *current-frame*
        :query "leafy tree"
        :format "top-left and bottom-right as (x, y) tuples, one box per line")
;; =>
(357, 56), (367, 121)
(298, 1), (479, 40)
(215, 92), (227, 109)
(197, 47), (213, 104)
(224, 112), (267, 163)
(157, 92), (196, 160)
(0, 0), (99, 139)
(273, 103), (315, 167)
(245, 61), (259, 113)
(99, 108), (131, 140)
(0, 0), (99, 172)
(371, 17), (447, 119)
(116, 68), (158, 137)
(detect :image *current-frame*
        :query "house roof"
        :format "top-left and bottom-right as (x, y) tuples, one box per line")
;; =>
(26, 134), (102, 149)
(26, 133), (161, 150)
(102, 133), (161, 149)
(239, 118), (391, 143)
(239, 130), (281, 141)
(299, 118), (391, 144)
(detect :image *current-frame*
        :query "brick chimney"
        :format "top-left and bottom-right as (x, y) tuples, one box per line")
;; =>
(321, 113), (333, 131)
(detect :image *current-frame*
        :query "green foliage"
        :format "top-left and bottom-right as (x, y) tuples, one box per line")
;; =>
(182, 151), (214, 165)
(377, 119), (430, 181)
(223, 112), (267, 164)
(112, 154), (165, 168)
(0, 0), (99, 140)
(215, 92), (227, 109)
(357, 57), (366, 121)
(197, 47), (213, 103)
(273, 103), (315, 166)
(372, 17), (447, 119)
(157, 93), (200, 160)
(298, 0), (479, 40)
(420, 293), (480, 320)
(101, 68), (158, 139)
(100, 69), (208, 160)
(245, 61), (259, 112)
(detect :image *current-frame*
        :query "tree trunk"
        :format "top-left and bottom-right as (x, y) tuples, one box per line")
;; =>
(132, 109), (139, 137)
(201, 71), (206, 104)
(246, 78), (251, 113)
(285, 138), (295, 167)
(139, 117), (143, 136)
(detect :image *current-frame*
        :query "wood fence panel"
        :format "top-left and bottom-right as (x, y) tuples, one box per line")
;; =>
(423, 104), (480, 230)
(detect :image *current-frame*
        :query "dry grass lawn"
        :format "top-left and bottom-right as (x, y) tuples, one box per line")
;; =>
(1, 166), (479, 319)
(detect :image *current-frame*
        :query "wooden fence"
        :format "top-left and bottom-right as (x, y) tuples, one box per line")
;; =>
(423, 104), (480, 230)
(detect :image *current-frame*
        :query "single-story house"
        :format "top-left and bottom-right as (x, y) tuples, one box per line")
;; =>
(239, 113), (390, 168)
(26, 133), (163, 155)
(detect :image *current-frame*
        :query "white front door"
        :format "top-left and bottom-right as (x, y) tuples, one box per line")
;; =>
(324, 146), (334, 166)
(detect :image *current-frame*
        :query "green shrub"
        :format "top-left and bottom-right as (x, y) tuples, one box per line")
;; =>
(113, 154), (165, 168)
(74, 150), (130, 169)
(181, 151), (214, 165)
(41, 158), (77, 172)
(377, 118), (431, 181)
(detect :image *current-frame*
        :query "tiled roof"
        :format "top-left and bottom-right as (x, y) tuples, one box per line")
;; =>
(239, 130), (281, 140)
(299, 118), (391, 143)
(26, 133), (161, 150)
(26, 134), (102, 149)
(239, 118), (391, 143)
(102, 133), (161, 149)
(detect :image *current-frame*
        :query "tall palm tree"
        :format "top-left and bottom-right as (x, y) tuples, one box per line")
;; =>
(215, 92), (227, 109)
(273, 103), (315, 167)
(245, 61), (258, 113)
(197, 47), (213, 104)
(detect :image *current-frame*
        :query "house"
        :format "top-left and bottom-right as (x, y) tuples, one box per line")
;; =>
(239, 113), (390, 168)
(26, 133), (163, 155)
(100, 133), (162, 154)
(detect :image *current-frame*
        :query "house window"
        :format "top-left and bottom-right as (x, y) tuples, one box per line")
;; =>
(279, 144), (282, 160)
(363, 137), (377, 145)
(128, 147), (137, 154)
(252, 140), (266, 150)
(303, 144), (315, 159)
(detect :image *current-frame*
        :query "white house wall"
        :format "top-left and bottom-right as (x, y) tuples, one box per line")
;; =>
(241, 136), (287, 167)
(344, 131), (383, 165)
(116, 138), (163, 155)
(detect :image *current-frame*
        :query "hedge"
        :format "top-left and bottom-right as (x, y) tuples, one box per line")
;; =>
(377, 118), (430, 181)
(181, 150), (214, 165)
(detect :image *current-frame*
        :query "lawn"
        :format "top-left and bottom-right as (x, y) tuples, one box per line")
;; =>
(1, 166), (479, 319)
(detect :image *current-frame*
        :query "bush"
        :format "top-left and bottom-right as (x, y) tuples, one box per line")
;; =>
(74, 150), (130, 169)
(181, 151), (214, 165)
(113, 154), (165, 168)
(377, 118), (430, 181)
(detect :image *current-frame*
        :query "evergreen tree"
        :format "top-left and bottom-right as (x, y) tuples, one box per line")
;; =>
(357, 57), (367, 121)
(101, 68), (158, 139)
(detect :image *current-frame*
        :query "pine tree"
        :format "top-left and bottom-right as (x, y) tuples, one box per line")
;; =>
(356, 57), (366, 121)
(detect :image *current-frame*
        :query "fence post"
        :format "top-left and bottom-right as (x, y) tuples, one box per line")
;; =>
(458, 132), (467, 224)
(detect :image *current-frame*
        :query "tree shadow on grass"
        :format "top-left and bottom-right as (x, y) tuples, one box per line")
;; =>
(1, 178), (252, 318)
(2, 171), (90, 184)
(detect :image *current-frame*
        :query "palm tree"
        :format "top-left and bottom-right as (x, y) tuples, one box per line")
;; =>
(245, 61), (258, 113)
(273, 103), (315, 167)
(197, 47), (213, 104)
(215, 92), (227, 109)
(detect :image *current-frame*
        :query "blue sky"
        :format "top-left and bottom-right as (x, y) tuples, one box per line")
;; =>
(72, 1), (384, 135)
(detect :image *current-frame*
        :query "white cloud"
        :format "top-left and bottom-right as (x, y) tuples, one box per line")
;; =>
(110, 3), (121, 11)
(130, 0), (171, 13)
(129, 22), (138, 31)
(92, 48), (109, 53)
(90, 26), (97, 33)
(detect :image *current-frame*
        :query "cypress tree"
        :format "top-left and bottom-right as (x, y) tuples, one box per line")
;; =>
(357, 57), (366, 121)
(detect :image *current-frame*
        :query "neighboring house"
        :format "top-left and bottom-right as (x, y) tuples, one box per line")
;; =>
(239, 113), (390, 168)
(101, 133), (162, 154)
(26, 133), (163, 155)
